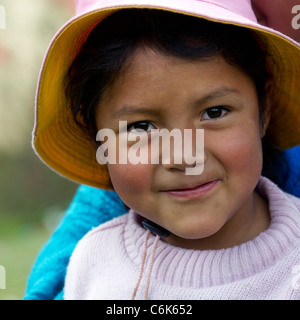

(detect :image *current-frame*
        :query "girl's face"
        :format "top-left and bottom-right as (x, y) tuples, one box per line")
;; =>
(96, 48), (270, 250)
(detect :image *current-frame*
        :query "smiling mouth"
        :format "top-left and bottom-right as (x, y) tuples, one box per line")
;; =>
(162, 180), (219, 199)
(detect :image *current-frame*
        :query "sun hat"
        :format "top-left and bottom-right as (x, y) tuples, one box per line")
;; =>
(32, 0), (300, 190)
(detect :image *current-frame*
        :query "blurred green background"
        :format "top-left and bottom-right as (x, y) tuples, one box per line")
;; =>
(0, 0), (78, 300)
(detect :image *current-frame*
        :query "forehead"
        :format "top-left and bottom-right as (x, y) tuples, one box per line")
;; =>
(98, 47), (255, 107)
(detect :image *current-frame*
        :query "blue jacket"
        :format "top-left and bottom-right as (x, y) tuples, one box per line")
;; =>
(23, 186), (127, 300)
(24, 146), (300, 300)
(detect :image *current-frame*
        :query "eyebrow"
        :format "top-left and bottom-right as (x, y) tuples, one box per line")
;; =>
(194, 87), (240, 106)
(111, 87), (240, 119)
(112, 106), (161, 119)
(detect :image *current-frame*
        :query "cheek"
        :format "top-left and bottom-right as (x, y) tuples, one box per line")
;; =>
(209, 124), (263, 175)
(107, 163), (153, 203)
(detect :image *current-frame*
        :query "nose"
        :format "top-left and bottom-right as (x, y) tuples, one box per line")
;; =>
(157, 128), (205, 175)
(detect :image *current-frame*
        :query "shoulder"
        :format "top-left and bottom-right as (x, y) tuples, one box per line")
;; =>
(258, 177), (300, 233)
(72, 212), (129, 255)
(258, 176), (300, 204)
(63, 213), (130, 299)
(257, 176), (300, 223)
(283, 191), (300, 211)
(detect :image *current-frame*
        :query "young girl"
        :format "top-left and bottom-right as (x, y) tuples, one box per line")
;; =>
(32, 0), (300, 299)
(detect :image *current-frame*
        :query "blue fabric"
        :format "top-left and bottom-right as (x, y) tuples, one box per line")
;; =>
(280, 146), (300, 197)
(24, 146), (300, 300)
(23, 185), (127, 300)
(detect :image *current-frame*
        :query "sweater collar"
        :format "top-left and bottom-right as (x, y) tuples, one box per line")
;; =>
(124, 176), (300, 289)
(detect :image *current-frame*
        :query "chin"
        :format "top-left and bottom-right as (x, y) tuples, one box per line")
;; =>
(169, 221), (223, 241)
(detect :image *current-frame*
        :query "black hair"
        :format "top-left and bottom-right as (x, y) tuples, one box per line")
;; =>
(65, 9), (286, 185)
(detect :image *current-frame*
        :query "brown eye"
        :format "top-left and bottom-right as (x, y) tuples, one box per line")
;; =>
(201, 106), (229, 120)
(127, 121), (156, 133)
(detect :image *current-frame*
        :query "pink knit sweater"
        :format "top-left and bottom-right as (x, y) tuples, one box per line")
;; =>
(64, 177), (300, 300)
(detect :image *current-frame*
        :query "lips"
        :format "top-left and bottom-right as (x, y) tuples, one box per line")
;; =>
(162, 180), (219, 199)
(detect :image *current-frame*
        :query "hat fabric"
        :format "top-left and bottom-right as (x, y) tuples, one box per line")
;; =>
(33, 0), (300, 189)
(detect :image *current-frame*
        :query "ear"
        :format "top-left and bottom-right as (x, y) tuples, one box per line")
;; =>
(261, 79), (272, 137)
(77, 105), (86, 125)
